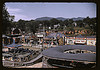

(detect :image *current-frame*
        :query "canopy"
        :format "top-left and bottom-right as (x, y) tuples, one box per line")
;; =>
(6, 44), (22, 48)
(42, 45), (96, 62)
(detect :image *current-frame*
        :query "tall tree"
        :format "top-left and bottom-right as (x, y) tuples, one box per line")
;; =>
(63, 19), (69, 26)
(17, 19), (26, 31)
(67, 19), (74, 27)
(75, 20), (83, 27)
(50, 18), (60, 26)
(83, 16), (91, 26)
(2, 3), (10, 34)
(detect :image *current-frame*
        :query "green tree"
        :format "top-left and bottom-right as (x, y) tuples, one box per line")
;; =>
(75, 20), (83, 27)
(42, 20), (50, 27)
(83, 16), (91, 27)
(2, 4), (15, 35)
(89, 18), (96, 33)
(50, 18), (60, 26)
(63, 19), (74, 27)
(9, 15), (15, 28)
(2, 4), (10, 34)
(17, 19), (26, 31)
(63, 19), (69, 26)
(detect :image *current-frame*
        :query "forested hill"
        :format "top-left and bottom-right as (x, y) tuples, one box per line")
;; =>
(35, 17), (53, 21)
(35, 17), (84, 21)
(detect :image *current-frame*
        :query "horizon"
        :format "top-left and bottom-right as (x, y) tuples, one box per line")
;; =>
(23, 16), (96, 18)
(5, 2), (96, 21)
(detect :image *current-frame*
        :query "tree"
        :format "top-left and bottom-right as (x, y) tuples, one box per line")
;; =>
(63, 19), (69, 26)
(26, 20), (39, 34)
(9, 15), (15, 28)
(89, 18), (96, 33)
(83, 17), (96, 34)
(83, 16), (91, 27)
(2, 4), (10, 34)
(50, 18), (60, 26)
(17, 19), (26, 31)
(75, 20), (83, 27)
(42, 20), (50, 27)
(2, 4), (15, 35)
(63, 19), (74, 27)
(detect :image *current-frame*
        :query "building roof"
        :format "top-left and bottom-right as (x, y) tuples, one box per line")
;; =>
(76, 35), (85, 38)
(6, 43), (22, 48)
(46, 33), (65, 38)
(86, 36), (96, 38)
(17, 53), (31, 57)
(42, 45), (96, 62)
(2, 53), (11, 56)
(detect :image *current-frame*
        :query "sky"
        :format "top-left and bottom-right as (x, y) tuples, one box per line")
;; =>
(5, 2), (96, 21)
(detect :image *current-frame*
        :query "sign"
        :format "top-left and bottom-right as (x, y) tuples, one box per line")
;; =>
(87, 40), (96, 45)
(75, 40), (86, 44)
(66, 37), (75, 45)
(67, 39), (75, 45)
(87, 38), (96, 40)
(37, 34), (43, 37)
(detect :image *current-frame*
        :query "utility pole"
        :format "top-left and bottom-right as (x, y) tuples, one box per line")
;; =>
(42, 22), (45, 51)
(43, 23), (45, 38)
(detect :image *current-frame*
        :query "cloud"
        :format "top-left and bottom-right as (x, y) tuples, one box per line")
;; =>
(7, 7), (22, 14)
(6, 7), (31, 21)
(14, 14), (30, 21)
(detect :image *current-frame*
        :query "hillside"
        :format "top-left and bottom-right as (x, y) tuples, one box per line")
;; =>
(35, 17), (84, 21)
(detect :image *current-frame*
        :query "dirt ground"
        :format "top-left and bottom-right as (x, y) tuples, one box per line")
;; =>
(17, 62), (43, 68)
(20, 45), (41, 51)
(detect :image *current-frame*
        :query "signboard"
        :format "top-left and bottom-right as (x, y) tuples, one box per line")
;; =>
(75, 38), (86, 40)
(67, 39), (75, 45)
(37, 34), (43, 37)
(87, 38), (96, 40)
(66, 37), (75, 45)
(67, 37), (75, 39)
(75, 40), (86, 44)
(87, 40), (96, 46)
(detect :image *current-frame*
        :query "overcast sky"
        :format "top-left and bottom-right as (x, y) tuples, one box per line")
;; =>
(5, 2), (96, 21)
